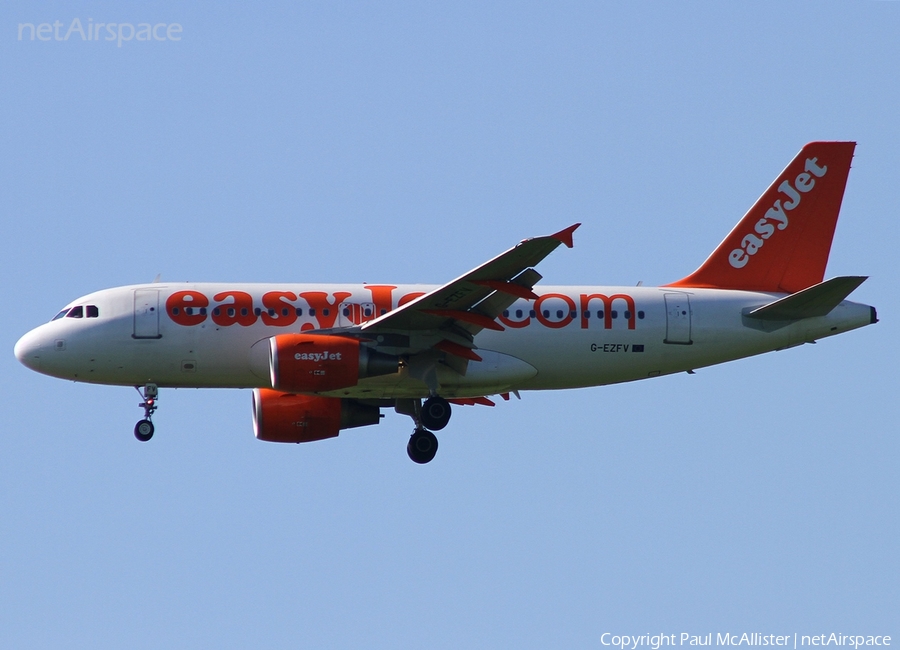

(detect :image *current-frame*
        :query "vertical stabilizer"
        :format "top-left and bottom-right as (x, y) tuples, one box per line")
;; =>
(667, 142), (856, 293)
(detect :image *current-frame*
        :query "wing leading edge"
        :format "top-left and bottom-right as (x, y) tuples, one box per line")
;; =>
(363, 224), (579, 332)
(308, 223), (581, 375)
(353, 223), (581, 362)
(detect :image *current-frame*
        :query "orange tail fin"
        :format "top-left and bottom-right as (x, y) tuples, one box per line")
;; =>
(667, 141), (856, 293)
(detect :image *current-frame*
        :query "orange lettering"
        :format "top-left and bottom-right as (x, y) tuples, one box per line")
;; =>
(580, 293), (635, 329)
(299, 291), (352, 329)
(261, 291), (298, 327)
(166, 291), (208, 326)
(211, 291), (257, 327)
(398, 292), (425, 307)
(534, 293), (575, 329)
(364, 285), (396, 316)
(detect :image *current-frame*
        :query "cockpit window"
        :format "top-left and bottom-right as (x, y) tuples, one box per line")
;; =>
(52, 304), (98, 321)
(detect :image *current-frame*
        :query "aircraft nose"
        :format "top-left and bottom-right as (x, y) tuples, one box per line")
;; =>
(14, 328), (44, 371)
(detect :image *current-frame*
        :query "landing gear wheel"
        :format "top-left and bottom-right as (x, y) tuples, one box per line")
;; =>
(407, 428), (438, 464)
(134, 419), (154, 442)
(421, 396), (451, 431)
(134, 384), (158, 442)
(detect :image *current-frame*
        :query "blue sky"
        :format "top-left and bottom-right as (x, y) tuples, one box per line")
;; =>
(1, 2), (897, 648)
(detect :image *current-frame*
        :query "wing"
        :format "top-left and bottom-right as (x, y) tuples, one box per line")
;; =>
(351, 223), (580, 364)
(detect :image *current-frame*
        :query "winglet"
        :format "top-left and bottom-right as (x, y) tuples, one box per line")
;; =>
(551, 223), (581, 249)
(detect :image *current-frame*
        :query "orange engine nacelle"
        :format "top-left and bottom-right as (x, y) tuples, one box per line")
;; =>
(268, 333), (398, 393)
(252, 389), (382, 443)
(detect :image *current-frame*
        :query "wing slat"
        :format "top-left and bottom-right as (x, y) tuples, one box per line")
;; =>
(360, 224), (580, 339)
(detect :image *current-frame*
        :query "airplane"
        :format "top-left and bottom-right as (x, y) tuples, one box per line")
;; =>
(14, 141), (876, 464)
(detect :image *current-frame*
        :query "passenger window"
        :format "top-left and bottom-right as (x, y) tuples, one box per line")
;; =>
(52, 309), (70, 321)
(597, 310), (604, 319)
(296, 308), (304, 316)
(529, 310), (536, 318)
(624, 310), (631, 319)
(503, 310), (509, 317)
(67, 306), (84, 318)
(515, 309), (523, 318)
(638, 311), (645, 319)
(86, 305), (99, 318)
(309, 308), (316, 316)
(611, 310), (618, 319)
(323, 309), (329, 316)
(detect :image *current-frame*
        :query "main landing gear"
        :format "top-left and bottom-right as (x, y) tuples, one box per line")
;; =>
(420, 395), (451, 431)
(407, 428), (439, 464)
(403, 396), (452, 464)
(134, 384), (158, 442)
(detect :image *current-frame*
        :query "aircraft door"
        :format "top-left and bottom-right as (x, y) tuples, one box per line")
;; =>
(663, 293), (692, 344)
(338, 302), (376, 327)
(133, 289), (161, 339)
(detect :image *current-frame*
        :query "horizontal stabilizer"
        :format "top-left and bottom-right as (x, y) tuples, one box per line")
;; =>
(746, 276), (867, 321)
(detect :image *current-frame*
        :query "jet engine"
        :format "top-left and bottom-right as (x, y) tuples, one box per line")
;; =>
(268, 333), (398, 393)
(252, 389), (381, 443)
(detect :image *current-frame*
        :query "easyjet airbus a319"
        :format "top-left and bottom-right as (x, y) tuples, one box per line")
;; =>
(15, 142), (876, 463)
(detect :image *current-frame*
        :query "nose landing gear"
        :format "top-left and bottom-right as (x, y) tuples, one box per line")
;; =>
(134, 384), (158, 442)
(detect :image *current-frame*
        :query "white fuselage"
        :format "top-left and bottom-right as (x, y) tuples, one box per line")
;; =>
(14, 283), (874, 398)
